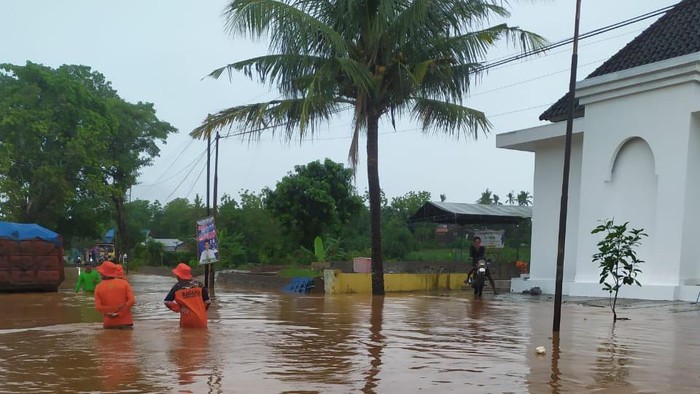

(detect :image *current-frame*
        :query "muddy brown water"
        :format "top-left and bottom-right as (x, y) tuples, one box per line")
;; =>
(1, 270), (699, 393)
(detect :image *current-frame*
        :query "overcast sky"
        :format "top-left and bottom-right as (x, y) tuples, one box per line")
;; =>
(0, 0), (680, 206)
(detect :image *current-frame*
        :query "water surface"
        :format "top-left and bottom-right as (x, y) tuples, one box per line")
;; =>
(1, 272), (699, 393)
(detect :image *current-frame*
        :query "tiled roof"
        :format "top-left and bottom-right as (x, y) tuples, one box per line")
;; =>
(540, 0), (700, 122)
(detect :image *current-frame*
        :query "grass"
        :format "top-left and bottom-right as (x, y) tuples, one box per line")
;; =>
(277, 267), (322, 278)
(404, 246), (531, 263)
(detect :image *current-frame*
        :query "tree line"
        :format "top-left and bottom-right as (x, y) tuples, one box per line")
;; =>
(477, 189), (532, 206)
(126, 159), (441, 268)
(0, 62), (175, 255)
(0, 62), (533, 272)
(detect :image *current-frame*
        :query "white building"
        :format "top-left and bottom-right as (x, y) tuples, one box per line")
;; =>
(496, 0), (700, 301)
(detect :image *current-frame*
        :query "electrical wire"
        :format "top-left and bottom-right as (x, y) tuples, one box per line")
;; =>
(183, 160), (209, 200)
(146, 138), (195, 186)
(139, 146), (211, 188)
(477, 4), (675, 73)
(160, 146), (209, 203)
(206, 4), (673, 144)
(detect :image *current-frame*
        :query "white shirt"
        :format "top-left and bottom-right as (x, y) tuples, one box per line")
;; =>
(199, 248), (218, 264)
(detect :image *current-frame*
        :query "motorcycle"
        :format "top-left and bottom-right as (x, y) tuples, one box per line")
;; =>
(470, 259), (488, 298)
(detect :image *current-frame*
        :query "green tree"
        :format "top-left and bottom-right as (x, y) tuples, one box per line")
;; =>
(157, 198), (195, 240)
(124, 199), (155, 247)
(0, 62), (113, 235)
(0, 62), (175, 252)
(191, 0), (544, 294)
(102, 98), (176, 254)
(592, 219), (647, 322)
(517, 190), (532, 206)
(477, 189), (493, 204)
(390, 191), (431, 221)
(217, 191), (289, 264)
(264, 159), (363, 248)
(506, 191), (516, 205)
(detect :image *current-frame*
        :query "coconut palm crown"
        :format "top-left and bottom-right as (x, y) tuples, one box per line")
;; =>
(191, 0), (545, 295)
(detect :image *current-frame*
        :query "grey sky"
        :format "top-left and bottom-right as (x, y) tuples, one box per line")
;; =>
(0, 0), (679, 206)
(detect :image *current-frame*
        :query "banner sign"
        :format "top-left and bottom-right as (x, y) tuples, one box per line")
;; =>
(196, 216), (219, 265)
(472, 230), (505, 249)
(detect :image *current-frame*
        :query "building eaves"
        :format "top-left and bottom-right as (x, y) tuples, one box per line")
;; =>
(540, 0), (700, 122)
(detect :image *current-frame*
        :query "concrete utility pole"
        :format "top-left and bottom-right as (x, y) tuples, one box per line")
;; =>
(205, 133), (211, 289)
(210, 132), (220, 296)
(553, 0), (582, 333)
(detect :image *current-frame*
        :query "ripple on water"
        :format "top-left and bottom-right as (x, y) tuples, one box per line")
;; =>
(1, 276), (700, 393)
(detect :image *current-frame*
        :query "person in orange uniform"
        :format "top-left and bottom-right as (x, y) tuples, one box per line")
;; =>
(164, 263), (210, 328)
(94, 261), (136, 329)
(115, 263), (128, 281)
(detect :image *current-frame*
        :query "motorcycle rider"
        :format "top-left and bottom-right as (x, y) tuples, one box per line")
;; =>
(465, 237), (498, 295)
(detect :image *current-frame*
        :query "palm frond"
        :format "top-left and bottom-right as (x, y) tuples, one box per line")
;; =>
(208, 54), (323, 82)
(411, 98), (491, 139)
(190, 98), (346, 141)
(347, 92), (367, 173)
(208, 54), (375, 99)
(224, 0), (349, 57)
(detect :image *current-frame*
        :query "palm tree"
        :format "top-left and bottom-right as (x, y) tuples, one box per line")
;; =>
(191, 0), (545, 295)
(506, 191), (516, 205)
(517, 190), (532, 206)
(492, 194), (502, 205)
(477, 188), (493, 205)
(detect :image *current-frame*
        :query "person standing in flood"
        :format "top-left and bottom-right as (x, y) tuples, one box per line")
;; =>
(75, 264), (101, 293)
(94, 261), (136, 329)
(164, 263), (210, 328)
(115, 263), (127, 281)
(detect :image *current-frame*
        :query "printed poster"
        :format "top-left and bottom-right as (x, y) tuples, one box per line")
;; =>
(196, 216), (219, 265)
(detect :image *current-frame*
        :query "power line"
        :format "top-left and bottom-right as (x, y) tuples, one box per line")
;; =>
(207, 5), (672, 144)
(139, 145), (210, 188)
(477, 4), (674, 73)
(147, 138), (195, 186)
(183, 160), (209, 200)
(161, 146), (209, 203)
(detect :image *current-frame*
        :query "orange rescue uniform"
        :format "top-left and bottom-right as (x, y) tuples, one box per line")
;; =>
(164, 280), (210, 328)
(94, 278), (136, 328)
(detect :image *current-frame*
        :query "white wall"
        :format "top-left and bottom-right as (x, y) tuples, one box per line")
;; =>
(529, 134), (583, 285)
(506, 55), (700, 300)
(573, 81), (696, 296)
(680, 111), (700, 284)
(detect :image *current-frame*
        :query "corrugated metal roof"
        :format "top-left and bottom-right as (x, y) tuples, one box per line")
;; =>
(409, 202), (532, 225)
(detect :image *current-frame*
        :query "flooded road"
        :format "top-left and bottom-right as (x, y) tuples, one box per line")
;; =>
(1, 272), (700, 393)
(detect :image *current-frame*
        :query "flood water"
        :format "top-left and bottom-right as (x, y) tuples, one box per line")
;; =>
(1, 271), (699, 393)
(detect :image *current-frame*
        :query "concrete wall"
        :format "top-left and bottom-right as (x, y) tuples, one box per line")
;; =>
(507, 54), (700, 301)
(680, 112), (700, 285)
(570, 67), (698, 300)
(324, 270), (468, 294)
(527, 133), (583, 287)
(329, 260), (519, 279)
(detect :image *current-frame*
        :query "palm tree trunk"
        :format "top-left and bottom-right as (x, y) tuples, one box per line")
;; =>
(367, 112), (385, 295)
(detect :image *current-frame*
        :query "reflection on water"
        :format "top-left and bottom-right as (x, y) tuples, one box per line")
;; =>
(1, 272), (700, 393)
(363, 296), (385, 393)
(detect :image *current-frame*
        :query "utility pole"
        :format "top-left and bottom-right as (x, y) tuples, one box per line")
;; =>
(210, 132), (220, 296)
(205, 133), (211, 289)
(553, 0), (583, 333)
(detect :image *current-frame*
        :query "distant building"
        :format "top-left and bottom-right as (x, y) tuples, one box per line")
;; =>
(151, 238), (188, 252)
(497, 0), (700, 301)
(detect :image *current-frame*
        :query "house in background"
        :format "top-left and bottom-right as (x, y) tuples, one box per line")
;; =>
(149, 238), (192, 253)
(496, 0), (700, 301)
